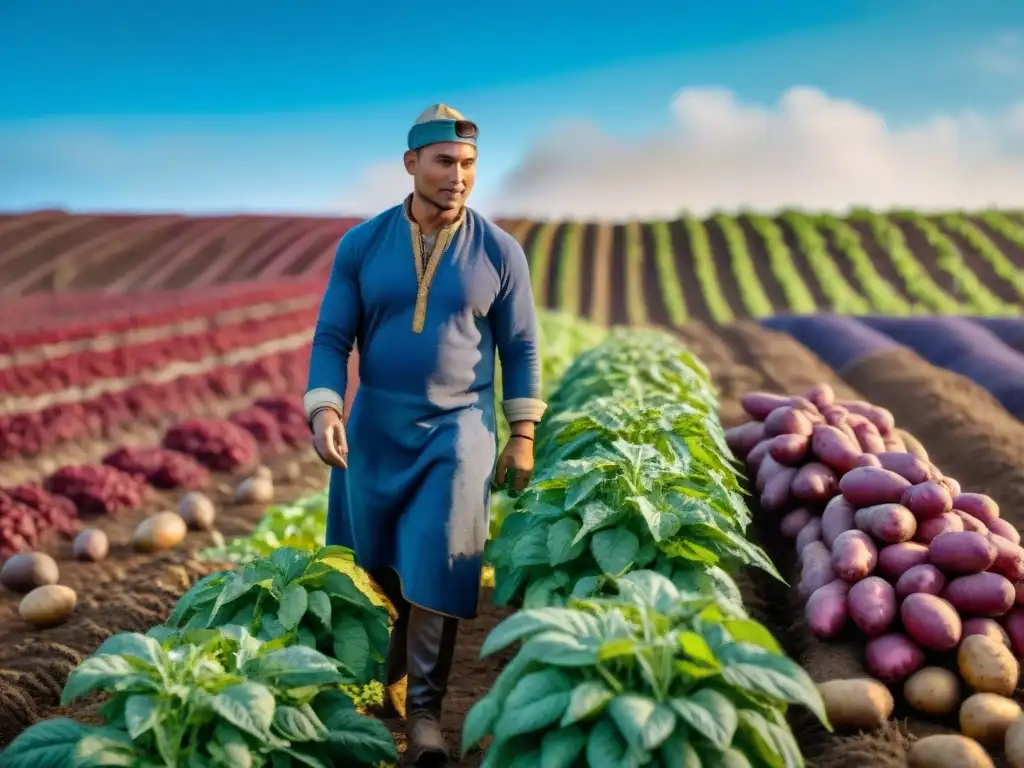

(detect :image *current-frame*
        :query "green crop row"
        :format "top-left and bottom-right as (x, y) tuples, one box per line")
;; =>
(939, 213), (1024, 302)
(744, 213), (817, 314)
(713, 214), (774, 318)
(625, 221), (649, 327)
(469, 329), (828, 767)
(556, 222), (585, 318)
(813, 215), (914, 315)
(508, 211), (1024, 323)
(529, 222), (559, 308)
(980, 211), (1024, 256)
(682, 215), (734, 325)
(847, 209), (964, 313)
(780, 211), (870, 314)
(650, 220), (687, 326)
(896, 211), (1019, 315)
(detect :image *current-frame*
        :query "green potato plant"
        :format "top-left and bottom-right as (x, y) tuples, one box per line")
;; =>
(463, 570), (829, 768)
(2, 625), (397, 768)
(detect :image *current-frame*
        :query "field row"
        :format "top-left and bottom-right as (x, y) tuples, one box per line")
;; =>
(1, 322), (831, 768)
(5, 312), (1024, 765)
(503, 210), (1024, 324)
(3, 210), (1024, 324)
(762, 315), (1024, 422)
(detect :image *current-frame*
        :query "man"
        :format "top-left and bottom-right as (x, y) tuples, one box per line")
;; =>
(304, 104), (546, 766)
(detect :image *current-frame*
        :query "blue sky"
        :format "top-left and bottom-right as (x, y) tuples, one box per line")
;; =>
(0, 0), (1021, 216)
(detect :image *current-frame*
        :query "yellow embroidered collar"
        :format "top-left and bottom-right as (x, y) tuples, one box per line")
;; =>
(402, 195), (466, 333)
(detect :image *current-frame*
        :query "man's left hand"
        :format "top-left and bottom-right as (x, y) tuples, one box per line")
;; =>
(494, 435), (535, 494)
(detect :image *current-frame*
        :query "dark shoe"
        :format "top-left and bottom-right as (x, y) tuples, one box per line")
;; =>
(407, 710), (449, 766)
(405, 607), (459, 765)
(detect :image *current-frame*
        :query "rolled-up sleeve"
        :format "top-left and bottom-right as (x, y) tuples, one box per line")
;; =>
(305, 231), (362, 421)
(491, 236), (546, 423)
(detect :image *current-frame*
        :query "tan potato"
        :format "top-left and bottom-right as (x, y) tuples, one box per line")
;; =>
(254, 464), (273, 480)
(19, 584), (77, 627)
(904, 667), (961, 716)
(282, 461), (302, 481)
(908, 734), (994, 768)
(1005, 716), (1024, 768)
(178, 492), (216, 531)
(234, 476), (274, 504)
(72, 528), (109, 562)
(958, 635), (1020, 696)
(959, 693), (1022, 743)
(817, 678), (894, 730)
(0, 552), (59, 594)
(132, 512), (188, 553)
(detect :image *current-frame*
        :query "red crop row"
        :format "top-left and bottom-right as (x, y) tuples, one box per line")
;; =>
(0, 391), (314, 554)
(0, 277), (322, 354)
(1, 306), (316, 397)
(0, 344), (311, 460)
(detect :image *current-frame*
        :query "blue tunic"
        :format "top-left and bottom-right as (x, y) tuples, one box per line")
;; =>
(305, 201), (545, 619)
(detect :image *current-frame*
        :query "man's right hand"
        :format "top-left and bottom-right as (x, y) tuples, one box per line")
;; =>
(312, 408), (348, 468)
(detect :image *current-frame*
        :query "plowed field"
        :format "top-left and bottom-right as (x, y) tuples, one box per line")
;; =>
(2, 207), (1024, 766)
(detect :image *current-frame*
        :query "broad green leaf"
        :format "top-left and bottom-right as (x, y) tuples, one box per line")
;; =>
(461, 695), (501, 753)
(631, 496), (681, 541)
(0, 717), (89, 768)
(271, 546), (311, 585)
(278, 583), (308, 630)
(519, 630), (597, 666)
(670, 689), (737, 750)
(74, 727), (136, 768)
(61, 655), (139, 705)
(560, 680), (613, 726)
(481, 608), (602, 656)
(734, 709), (795, 768)
(93, 633), (165, 669)
(209, 682), (275, 739)
(573, 500), (621, 544)
(523, 573), (571, 609)
(719, 644), (829, 726)
(273, 705), (326, 742)
(207, 572), (259, 626)
(210, 723), (253, 768)
(678, 632), (719, 669)
(540, 724), (586, 768)
(512, 525), (551, 568)
(590, 528), (639, 575)
(253, 645), (347, 688)
(564, 469), (605, 510)
(609, 694), (676, 750)
(332, 615), (371, 681)
(597, 637), (637, 661)
(492, 669), (573, 744)
(585, 716), (629, 768)
(617, 570), (681, 613)
(123, 694), (161, 739)
(166, 572), (226, 626)
(319, 706), (400, 765)
(547, 518), (586, 566)
(723, 619), (783, 654)
(660, 732), (702, 768)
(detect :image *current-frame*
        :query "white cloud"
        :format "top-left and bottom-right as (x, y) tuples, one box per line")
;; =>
(977, 31), (1024, 75)
(334, 161), (412, 216)
(484, 86), (1024, 220)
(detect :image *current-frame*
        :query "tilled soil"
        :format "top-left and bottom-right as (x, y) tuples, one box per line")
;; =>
(3, 324), (1024, 766)
(0, 452), (330, 746)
